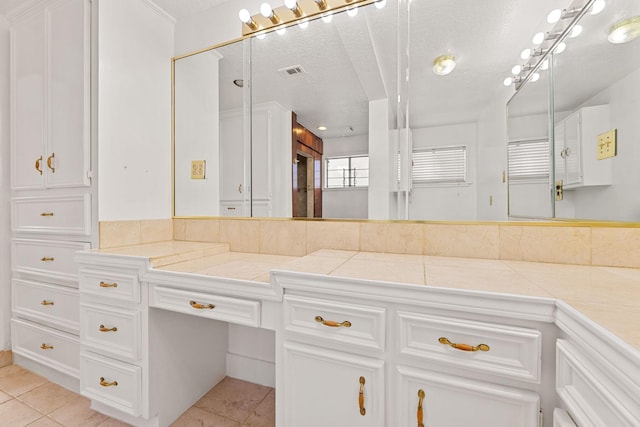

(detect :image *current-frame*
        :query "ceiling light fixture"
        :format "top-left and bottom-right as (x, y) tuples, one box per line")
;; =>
(260, 3), (280, 25)
(284, 0), (303, 17)
(317, 125), (327, 131)
(608, 16), (640, 44)
(314, 0), (328, 11)
(432, 55), (456, 76)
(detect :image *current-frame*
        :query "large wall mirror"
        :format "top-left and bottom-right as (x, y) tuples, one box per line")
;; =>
(174, 0), (640, 223)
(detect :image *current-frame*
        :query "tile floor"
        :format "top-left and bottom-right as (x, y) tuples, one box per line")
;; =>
(0, 364), (275, 427)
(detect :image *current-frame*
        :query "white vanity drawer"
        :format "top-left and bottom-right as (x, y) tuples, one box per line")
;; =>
(11, 319), (79, 378)
(12, 279), (80, 334)
(284, 294), (386, 352)
(80, 304), (141, 362)
(556, 339), (640, 427)
(397, 311), (541, 383)
(79, 268), (140, 303)
(12, 238), (89, 284)
(149, 285), (260, 327)
(80, 351), (141, 417)
(12, 194), (91, 236)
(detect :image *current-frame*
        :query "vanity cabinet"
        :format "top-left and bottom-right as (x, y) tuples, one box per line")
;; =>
(277, 274), (546, 427)
(554, 105), (611, 189)
(10, 0), (91, 190)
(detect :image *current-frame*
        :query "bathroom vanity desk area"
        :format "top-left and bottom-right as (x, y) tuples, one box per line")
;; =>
(74, 241), (640, 427)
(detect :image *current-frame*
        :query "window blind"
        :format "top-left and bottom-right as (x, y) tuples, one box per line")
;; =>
(508, 140), (549, 179)
(412, 146), (467, 184)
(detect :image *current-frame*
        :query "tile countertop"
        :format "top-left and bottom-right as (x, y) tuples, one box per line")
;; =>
(94, 242), (640, 352)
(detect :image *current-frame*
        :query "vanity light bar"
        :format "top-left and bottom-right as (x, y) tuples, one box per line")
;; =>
(240, 0), (379, 36)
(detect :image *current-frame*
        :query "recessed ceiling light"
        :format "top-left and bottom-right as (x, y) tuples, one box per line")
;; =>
(317, 125), (327, 131)
(432, 55), (456, 76)
(608, 16), (640, 44)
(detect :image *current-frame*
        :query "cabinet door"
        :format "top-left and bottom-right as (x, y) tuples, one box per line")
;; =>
(554, 123), (566, 184)
(397, 366), (540, 427)
(11, 12), (46, 190)
(563, 113), (581, 186)
(283, 342), (385, 427)
(219, 113), (246, 203)
(46, 0), (90, 188)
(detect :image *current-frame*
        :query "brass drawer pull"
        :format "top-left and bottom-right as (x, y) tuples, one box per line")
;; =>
(315, 315), (351, 328)
(35, 156), (43, 175)
(438, 337), (490, 352)
(41, 300), (54, 306)
(99, 324), (118, 332)
(358, 376), (366, 416)
(41, 257), (54, 262)
(190, 300), (215, 310)
(99, 377), (118, 387)
(40, 212), (54, 216)
(47, 152), (55, 173)
(40, 343), (53, 350)
(417, 389), (425, 427)
(99, 281), (118, 288)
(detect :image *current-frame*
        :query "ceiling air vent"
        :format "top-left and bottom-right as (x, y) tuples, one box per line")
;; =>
(278, 65), (306, 77)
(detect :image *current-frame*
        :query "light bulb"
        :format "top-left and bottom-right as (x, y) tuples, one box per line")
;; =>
(608, 16), (640, 44)
(570, 25), (583, 38)
(554, 42), (566, 54)
(547, 9), (562, 24)
(239, 8), (251, 23)
(520, 48), (532, 60)
(590, 0), (606, 15)
(532, 32), (545, 45)
(276, 26), (287, 35)
(321, 13), (333, 23)
(432, 55), (456, 76)
(347, 6), (358, 17)
(284, 0), (297, 9)
(298, 19), (309, 29)
(530, 73), (540, 82)
(375, 0), (386, 9)
(511, 65), (522, 75)
(260, 2), (273, 18)
(541, 59), (549, 70)
(503, 77), (513, 86)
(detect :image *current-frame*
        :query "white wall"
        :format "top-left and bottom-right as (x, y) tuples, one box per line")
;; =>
(322, 134), (369, 219)
(555, 67), (640, 221)
(174, 51), (220, 217)
(0, 15), (11, 350)
(408, 122), (478, 221)
(97, 0), (174, 221)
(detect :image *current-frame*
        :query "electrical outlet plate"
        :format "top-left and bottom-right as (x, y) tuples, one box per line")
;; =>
(191, 160), (206, 179)
(555, 180), (563, 201)
(597, 129), (617, 160)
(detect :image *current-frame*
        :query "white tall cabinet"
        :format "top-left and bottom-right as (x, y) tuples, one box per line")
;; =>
(8, 0), (95, 391)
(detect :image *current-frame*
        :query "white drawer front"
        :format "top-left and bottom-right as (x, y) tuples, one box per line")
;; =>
(79, 268), (140, 304)
(398, 311), (541, 383)
(11, 319), (79, 378)
(80, 304), (140, 362)
(80, 352), (141, 417)
(12, 194), (91, 236)
(284, 294), (386, 352)
(12, 239), (89, 284)
(556, 339), (640, 427)
(12, 279), (80, 334)
(150, 285), (260, 327)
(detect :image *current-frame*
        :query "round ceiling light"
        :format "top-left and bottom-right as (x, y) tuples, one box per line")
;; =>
(432, 55), (456, 76)
(608, 16), (640, 44)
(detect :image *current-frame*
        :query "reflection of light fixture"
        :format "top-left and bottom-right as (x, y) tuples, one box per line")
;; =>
(608, 16), (640, 44)
(284, 0), (303, 17)
(260, 3), (280, 24)
(298, 18), (309, 29)
(554, 42), (566, 54)
(317, 125), (327, 131)
(346, 5), (358, 17)
(547, 9), (562, 24)
(257, 32), (266, 39)
(511, 65), (522, 75)
(239, 8), (258, 30)
(314, 0), (328, 11)
(541, 59), (549, 70)
(520, 48), (532, 60)
(503, 76), (523, 87)
(569, 25), (583, 38)
(530, 72), (540, 82)
(321, 12), (333, 23)
(532, 32), (545, 45)
(233, 79), (244, 87)
(375, 0), (386, 9)
(276, 25), (287, 35)
(590, 0), (606, 15)
(432, 55), (456, 76)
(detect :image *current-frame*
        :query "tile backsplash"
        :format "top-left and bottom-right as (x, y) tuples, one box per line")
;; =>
(99, 218), (640, 268)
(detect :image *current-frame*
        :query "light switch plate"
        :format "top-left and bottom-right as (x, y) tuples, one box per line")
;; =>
(191, 160), (206, 179)
(597, 129), (617, 160)
(555, 180), (563, 201)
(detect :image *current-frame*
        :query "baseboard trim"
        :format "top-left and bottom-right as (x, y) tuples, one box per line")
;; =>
(226, 352), (275, 388)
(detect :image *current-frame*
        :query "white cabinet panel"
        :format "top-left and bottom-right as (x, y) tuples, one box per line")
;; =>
(12, 194), (91, 235)
(79, 268), (140, 303)
(283, 341), (385, 427)
(397, 365), (540, 427)
(12, 279), (79, 333)
(80, 304), (141, 363)
(12, 238), (89, 284)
